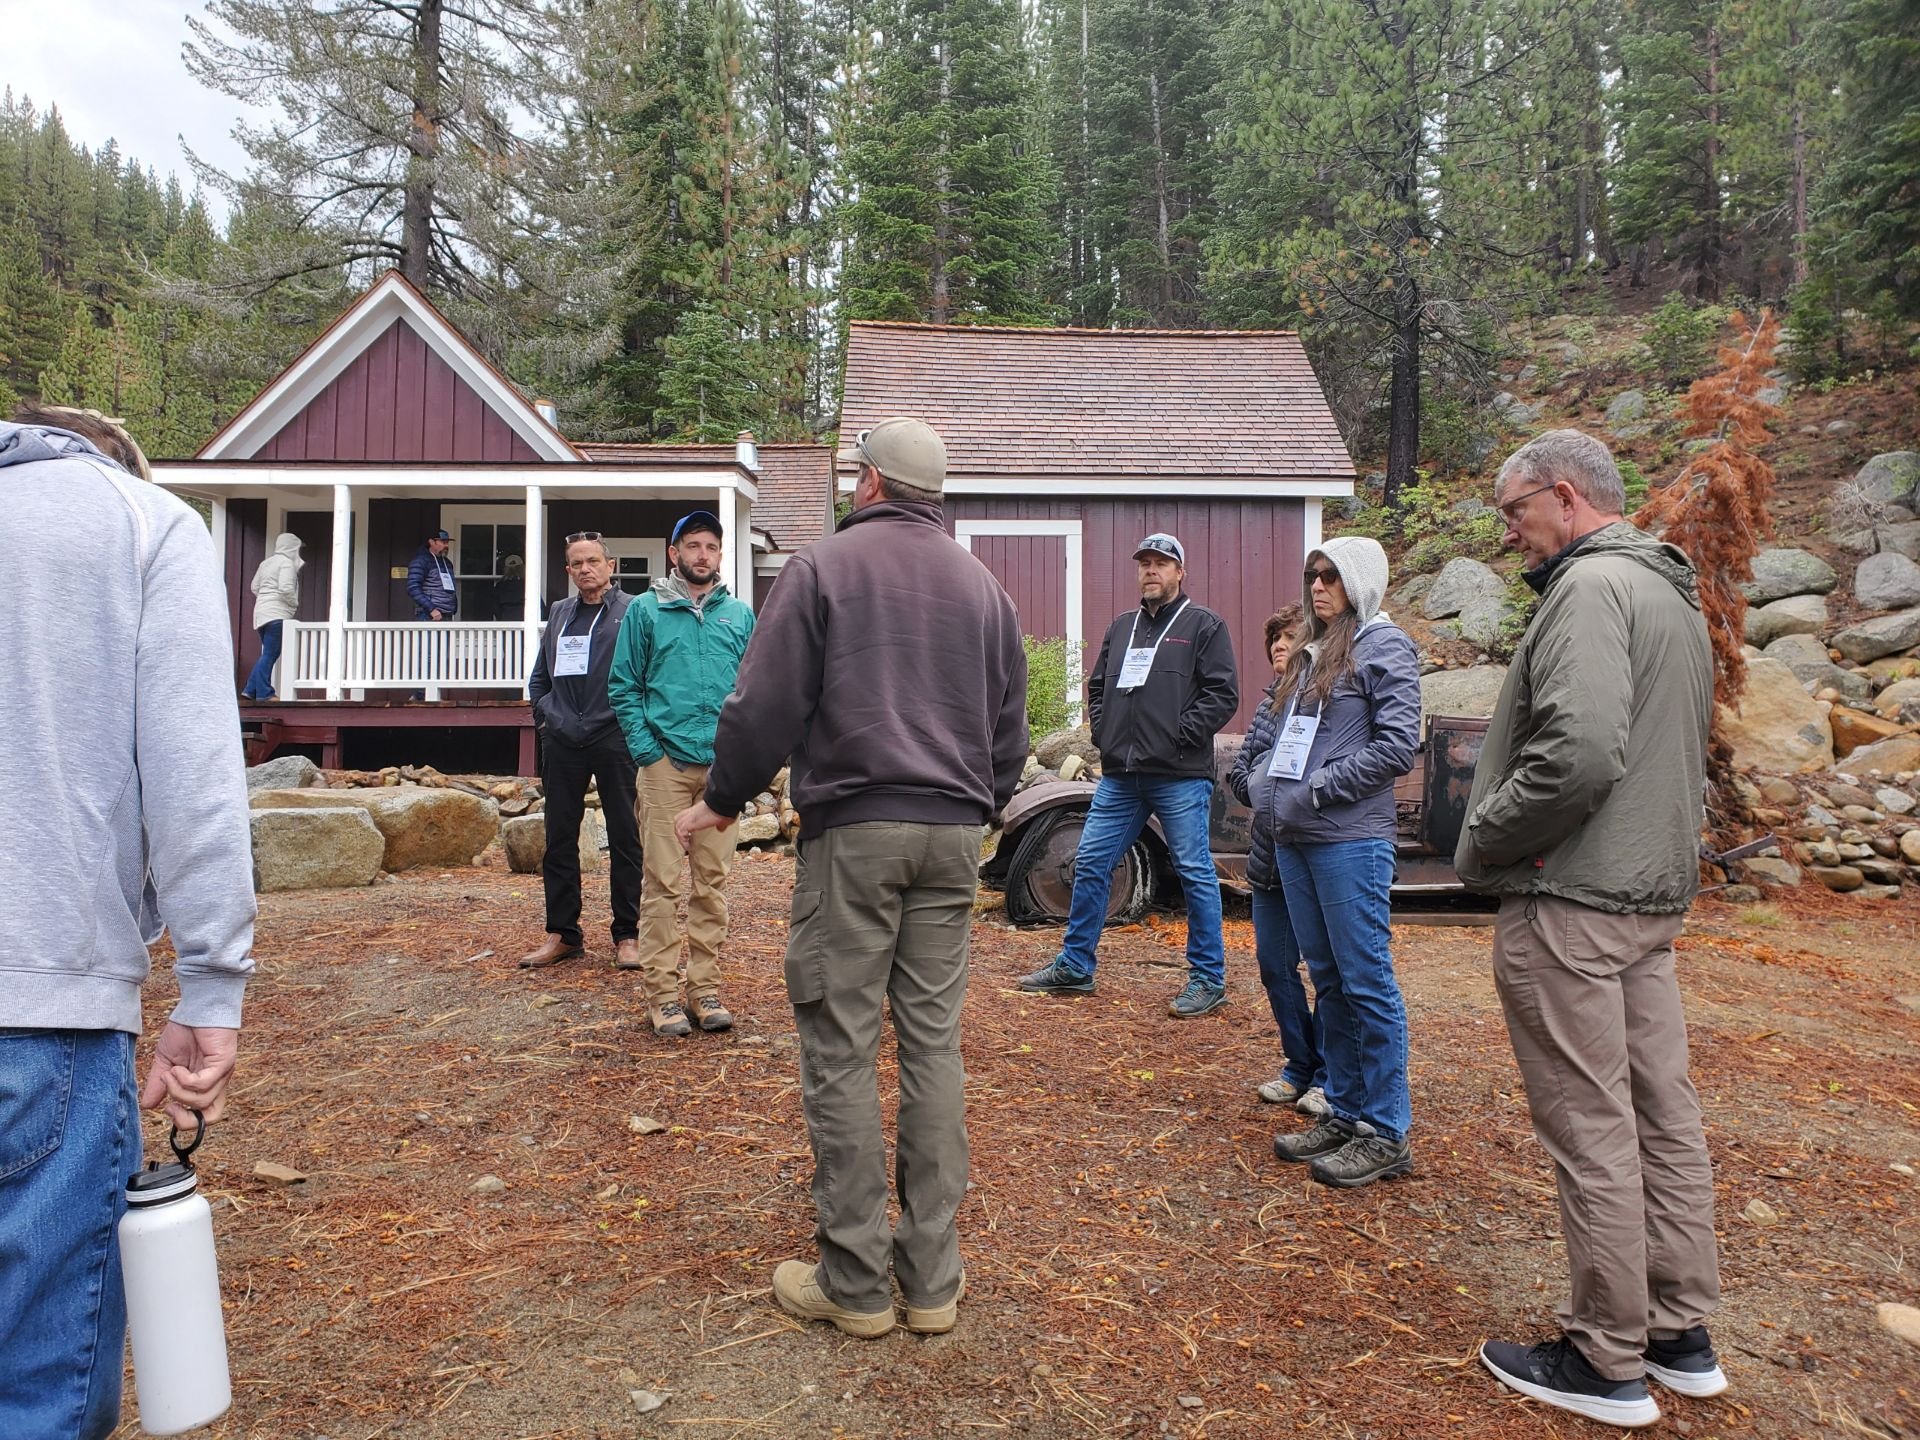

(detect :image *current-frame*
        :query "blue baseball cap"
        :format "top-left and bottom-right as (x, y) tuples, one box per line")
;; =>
(1133, 533), (1184, 565)
(671, 511), (724, 545)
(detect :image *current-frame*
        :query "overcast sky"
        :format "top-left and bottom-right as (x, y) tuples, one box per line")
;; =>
(4, 0), (257, 214)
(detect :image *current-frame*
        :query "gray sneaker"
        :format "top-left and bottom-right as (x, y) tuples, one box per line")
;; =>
(1309, 1132), (1413, 1188)
(1017, 957), (1095, 993)
(1295, 1085), (1330, 1118)
(1169, 978), (1228, 1018)
(1272, 1118), (1352, 1163)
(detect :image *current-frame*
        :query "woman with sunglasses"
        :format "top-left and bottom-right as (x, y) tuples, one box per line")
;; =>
(1240, 535), (1421, 1188)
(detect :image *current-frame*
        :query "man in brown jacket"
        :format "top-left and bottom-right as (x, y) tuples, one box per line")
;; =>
(1459, 430), (1722, 1429)
(676, 416), (1028, 1339)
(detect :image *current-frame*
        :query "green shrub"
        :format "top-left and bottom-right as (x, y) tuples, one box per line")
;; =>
(1785, 273), (1845, 383)
(1617, 458), (1650, 513)
(1023, 635), (1077, 737)
(1419, 393), (1492, 476)
(1640, 293), (1723, 385)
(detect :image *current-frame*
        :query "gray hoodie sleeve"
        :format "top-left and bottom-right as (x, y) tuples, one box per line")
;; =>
(140, 505), (258, 1027)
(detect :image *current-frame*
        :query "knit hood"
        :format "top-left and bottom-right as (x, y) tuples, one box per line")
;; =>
(1307, 535), (1391, 637)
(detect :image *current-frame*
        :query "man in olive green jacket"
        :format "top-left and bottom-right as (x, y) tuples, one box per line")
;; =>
(608, 512), (755, 1038)
(1460, 430), (1725, 1430)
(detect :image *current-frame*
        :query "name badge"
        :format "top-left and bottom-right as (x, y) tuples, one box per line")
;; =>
(1116, 646), (1156, 690)
(1267, 712), (1321, 780)
(554, 633), (593, 677)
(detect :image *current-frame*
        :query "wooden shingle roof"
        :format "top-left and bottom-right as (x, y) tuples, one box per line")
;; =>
(839, 322), (1354, 483)
(574, 441), (833, 551)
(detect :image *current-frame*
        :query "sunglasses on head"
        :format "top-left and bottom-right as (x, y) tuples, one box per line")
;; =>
(1304, 565), (1341, 587)
(565, 530), (603, 544)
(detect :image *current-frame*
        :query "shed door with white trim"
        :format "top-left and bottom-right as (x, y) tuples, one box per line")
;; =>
(973, 534), (1067, 639)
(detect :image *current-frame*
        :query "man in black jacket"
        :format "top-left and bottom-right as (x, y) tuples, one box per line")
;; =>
(676, 416), (1027, 1340)
(1018, 533), (1239, 1016)
(517, 534), (643, 971)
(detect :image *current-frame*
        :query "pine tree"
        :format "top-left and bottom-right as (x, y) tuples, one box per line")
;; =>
(183, 0), (564, 301)
(1219, 0), (1555, 507)
(1813, 0), (1920, 318)
(841, 0), (1057, 325)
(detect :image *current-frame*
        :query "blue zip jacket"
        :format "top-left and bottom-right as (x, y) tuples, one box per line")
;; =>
(1228, 617), (1422, 884)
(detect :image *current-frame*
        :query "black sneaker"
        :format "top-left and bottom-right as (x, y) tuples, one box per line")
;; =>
(1309, 1133), (1412, 1188)
(1481, 1336), (1660, 1428)
(1016, 957), (1095, 994)
(1272, 1118), (1352, 1163)
(1645, 1326), (1728, 1398)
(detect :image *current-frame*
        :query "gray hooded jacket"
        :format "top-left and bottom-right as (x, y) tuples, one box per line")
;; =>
(1455, 522), (1712, 914)
(0, 422), (256, 1033)
(1229, 536), (1422, 862)
(251, 531), (303, 628)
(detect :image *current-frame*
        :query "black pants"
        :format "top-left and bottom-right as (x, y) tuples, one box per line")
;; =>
(541, 728), (642, 947)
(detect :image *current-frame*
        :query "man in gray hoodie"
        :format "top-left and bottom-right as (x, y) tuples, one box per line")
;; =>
(0, 414), (256, 1440)
(1461, 430), (1721, 1429)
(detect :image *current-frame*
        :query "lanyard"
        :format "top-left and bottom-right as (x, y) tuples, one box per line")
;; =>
(569, 601), (606, 646)
(1122, 597), (1190, 665)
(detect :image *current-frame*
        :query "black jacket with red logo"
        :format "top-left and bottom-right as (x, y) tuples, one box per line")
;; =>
(1086, 596), (1238, 778)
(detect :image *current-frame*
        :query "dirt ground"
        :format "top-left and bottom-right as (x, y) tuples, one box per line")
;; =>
(117, 858), (1920, 1440)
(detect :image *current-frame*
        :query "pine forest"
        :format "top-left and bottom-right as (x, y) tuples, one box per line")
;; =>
(3, 0), (1917, 499)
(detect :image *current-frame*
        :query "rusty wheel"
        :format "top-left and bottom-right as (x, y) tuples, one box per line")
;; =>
(1003, 810), (1154, 927)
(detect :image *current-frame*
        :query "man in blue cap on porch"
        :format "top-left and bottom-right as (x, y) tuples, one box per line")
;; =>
(407, 528), (459, 620)
(1017, 531), (1239, 1017)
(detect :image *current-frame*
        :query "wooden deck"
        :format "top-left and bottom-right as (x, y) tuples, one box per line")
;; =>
(241, 699), (537, 775)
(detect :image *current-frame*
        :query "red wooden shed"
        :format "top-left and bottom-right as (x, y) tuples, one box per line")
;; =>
(153, 271), (830, 773)
(837, 322), (1357, 728)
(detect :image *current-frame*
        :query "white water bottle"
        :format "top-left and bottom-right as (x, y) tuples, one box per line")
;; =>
(118, 1115), (232, 1435)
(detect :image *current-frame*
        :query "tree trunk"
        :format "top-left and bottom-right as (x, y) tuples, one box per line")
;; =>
(1147, 69), (1173, 322)
(1385, 287), (1420, 511)
(931, 42), (951, 324)
(403, 0), (443, 291)
(1789, 17), (1810, 288)
(1698, 22), (1723, 302)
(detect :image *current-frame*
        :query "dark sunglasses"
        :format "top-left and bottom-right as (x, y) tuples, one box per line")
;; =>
(565, 530), (603, 544)
(1304, 565), (1342, 587)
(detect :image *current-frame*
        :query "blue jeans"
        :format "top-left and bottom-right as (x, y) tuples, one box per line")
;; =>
(241, 619), (282, 699)
(1270, 840), (1411, 1142)
(0, 1029), (143, 1440)
(1058, 773), (1224, 987)
(1250, 884), (1326, 1091)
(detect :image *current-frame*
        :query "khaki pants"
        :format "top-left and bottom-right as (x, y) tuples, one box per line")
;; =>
(635, 759), (736, 1006)
(785, 822), (980, 1314)
(1492, 894), (1720, 1379)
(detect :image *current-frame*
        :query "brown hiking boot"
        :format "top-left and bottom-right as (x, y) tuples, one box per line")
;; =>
(691, 994), (733, 1032)
(771, 1261), (894, 1338)
(613, 938), (641, 969)
(517, 935), (583, 969)
(651, 1001), (693, 1038)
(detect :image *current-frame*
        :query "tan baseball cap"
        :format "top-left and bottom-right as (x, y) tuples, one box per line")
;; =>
(838, 416), (948, 494)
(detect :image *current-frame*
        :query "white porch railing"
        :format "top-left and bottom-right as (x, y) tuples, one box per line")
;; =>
(281, 620), (540, 699)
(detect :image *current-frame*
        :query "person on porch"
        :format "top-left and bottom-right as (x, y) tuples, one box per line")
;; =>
(241, 532), (302, 701)
(407, 527), (458, 620)
(518, 533), (644, 971)
(608, 511), (756, 1039)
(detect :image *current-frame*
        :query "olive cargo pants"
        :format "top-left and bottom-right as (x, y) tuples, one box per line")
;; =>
(784, 821), (981, 1314)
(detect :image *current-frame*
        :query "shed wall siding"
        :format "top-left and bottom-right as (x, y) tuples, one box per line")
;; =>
(224, 497), (268, 688)
(255, 320), (543, 464)
(947, 496), (1307, 731)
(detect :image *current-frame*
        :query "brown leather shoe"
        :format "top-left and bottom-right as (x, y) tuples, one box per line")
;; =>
(518, 935), (583, 969)
(613, 938), (641, 969)
(691, 994), (733, 1032)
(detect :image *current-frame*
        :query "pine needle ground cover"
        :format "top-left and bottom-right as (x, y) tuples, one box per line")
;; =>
(127, 859), (1919, 1438)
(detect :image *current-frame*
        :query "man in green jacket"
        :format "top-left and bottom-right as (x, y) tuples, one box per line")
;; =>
(609, 512), (756, 1038)
(1460, 430), (1724, 1430)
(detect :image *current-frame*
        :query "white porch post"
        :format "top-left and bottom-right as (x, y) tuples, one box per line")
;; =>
(522, 483), (544, 696)
(326, 482), (351, 700)
(719, 483), (747, 602)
